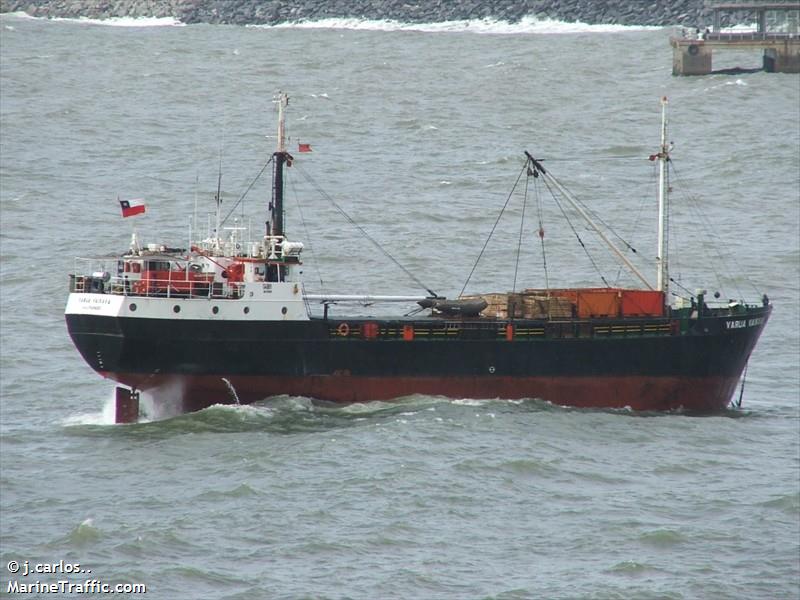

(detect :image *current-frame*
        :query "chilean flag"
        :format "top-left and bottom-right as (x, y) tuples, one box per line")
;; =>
(119, 198), (146, 218)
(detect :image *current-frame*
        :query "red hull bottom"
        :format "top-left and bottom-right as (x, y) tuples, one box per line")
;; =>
(103, 372), (740, 414)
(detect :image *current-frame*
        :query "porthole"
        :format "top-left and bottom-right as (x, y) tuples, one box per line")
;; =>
(281, 306), (288, 315)
(129, 303), (137, 311)
(212, 306), (219, 315)
(173, 305), (181, 313)
(243, 307), (250, 314)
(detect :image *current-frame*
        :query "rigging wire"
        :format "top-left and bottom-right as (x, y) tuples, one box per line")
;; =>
(670, 161), (751, 300)
(540, 175), (610, 287)
(512, 169), (530, 293)
(220, 157), (273, 227)
(666, 187), (687, 298)
(529, 152), (652, 289)
(288, 171), (325, 292)
(459, 162), (528, 298)
(613, 166), (651, 286)
(533, 173), (550, 290)
(543, 155), (649, 162)
(669, 276), (695, 298)
(294, 162), (439, 298)
(665, 162), (685, 295)
(544, 170), (640, 255)
(681, 190), (730, 297)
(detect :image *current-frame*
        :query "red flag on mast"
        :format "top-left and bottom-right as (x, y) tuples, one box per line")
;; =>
(298, 142), (312, 153)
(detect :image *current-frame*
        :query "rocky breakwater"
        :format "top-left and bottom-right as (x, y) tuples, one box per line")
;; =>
(1, 0), (711, 27)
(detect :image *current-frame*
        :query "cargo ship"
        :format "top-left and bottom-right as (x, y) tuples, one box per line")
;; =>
(65, 95), (771, 422)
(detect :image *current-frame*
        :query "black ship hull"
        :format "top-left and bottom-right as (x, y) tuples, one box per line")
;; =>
(66, 306), (770, 413)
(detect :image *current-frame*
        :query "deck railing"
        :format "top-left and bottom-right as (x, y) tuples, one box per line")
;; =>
(705, 31), (799, 39)
(69, 274), (243, 300)
(675, 26), (799, 41)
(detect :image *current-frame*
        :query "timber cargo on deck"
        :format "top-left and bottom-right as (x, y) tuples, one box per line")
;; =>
(65, 94), (771, 422)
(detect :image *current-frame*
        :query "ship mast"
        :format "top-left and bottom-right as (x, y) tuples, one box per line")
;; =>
(214, 150), (223, 251)
(656, 96), (669, 296)
(270, 92), (290, 238)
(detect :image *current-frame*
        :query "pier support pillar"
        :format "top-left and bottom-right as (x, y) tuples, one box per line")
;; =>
(672, 44), (712, 76)
(115, 387), (139, 424)
(764, 46), (800, 73)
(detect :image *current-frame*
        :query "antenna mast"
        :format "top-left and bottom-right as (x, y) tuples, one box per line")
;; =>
(214, 149), (223, 250)
(271, 92), (290, 238)
(656, 96), (669, 296)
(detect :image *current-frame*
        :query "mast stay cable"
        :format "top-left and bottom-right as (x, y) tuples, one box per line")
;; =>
(513, 170), (530, 293)
(528, 153), (651, 289)
(613, 168), (651, 286)
(220, 157), (273, 227)
(543, 169), (640, 254)
(669, 161), (754, 300)
(288, 171), (325, 293)
(295, 162), (439, 298)
(533, 173), (550, 290)
(459, 162), (528, 298)
(540, 175), (610, 287)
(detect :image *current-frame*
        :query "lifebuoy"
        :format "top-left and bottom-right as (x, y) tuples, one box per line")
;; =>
(337, 322), (350, 337)
(688, 45), (699, 56)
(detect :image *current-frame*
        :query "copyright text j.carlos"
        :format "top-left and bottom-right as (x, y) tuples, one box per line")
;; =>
(6, 560), (146, 595)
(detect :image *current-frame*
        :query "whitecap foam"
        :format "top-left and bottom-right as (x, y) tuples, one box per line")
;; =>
(260, 15), (661, 35)
(64, 517), (102, 546)
(1, 12), (34, 20)
(63, 388), (145, 426)
(261, 395), (316, 411)
(63, 380), (188, 426)
(62, 391), (117, 426)
(48, 16), (183, 27)
(337, 400), (395, 414)
(451, 398), (492, 406)
(204, 402), (270, 417)
(139, 379), (186, 420)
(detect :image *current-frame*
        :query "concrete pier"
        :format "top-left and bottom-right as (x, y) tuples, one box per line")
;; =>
(672, 40), (714, 75)
(670, 2), (800, 75)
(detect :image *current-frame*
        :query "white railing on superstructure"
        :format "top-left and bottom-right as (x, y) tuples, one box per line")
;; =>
(69, 257), (244, 300)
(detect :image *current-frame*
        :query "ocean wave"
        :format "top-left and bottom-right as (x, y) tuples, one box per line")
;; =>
(607, 560), (665, 574)
(62, 390), (751, 436)
(259, 15), (662, 35)
(194, 482), (261, 501)
(759, 492), (800, 515)
(21, 14), (184, 27)
(52, 518), (103, 548)
(638, 528), (688, 547)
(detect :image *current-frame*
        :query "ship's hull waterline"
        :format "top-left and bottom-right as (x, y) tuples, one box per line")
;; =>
(66, 307), (770, 414)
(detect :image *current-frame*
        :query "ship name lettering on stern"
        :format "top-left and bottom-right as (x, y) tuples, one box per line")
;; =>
(79, 297), (111, 305)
